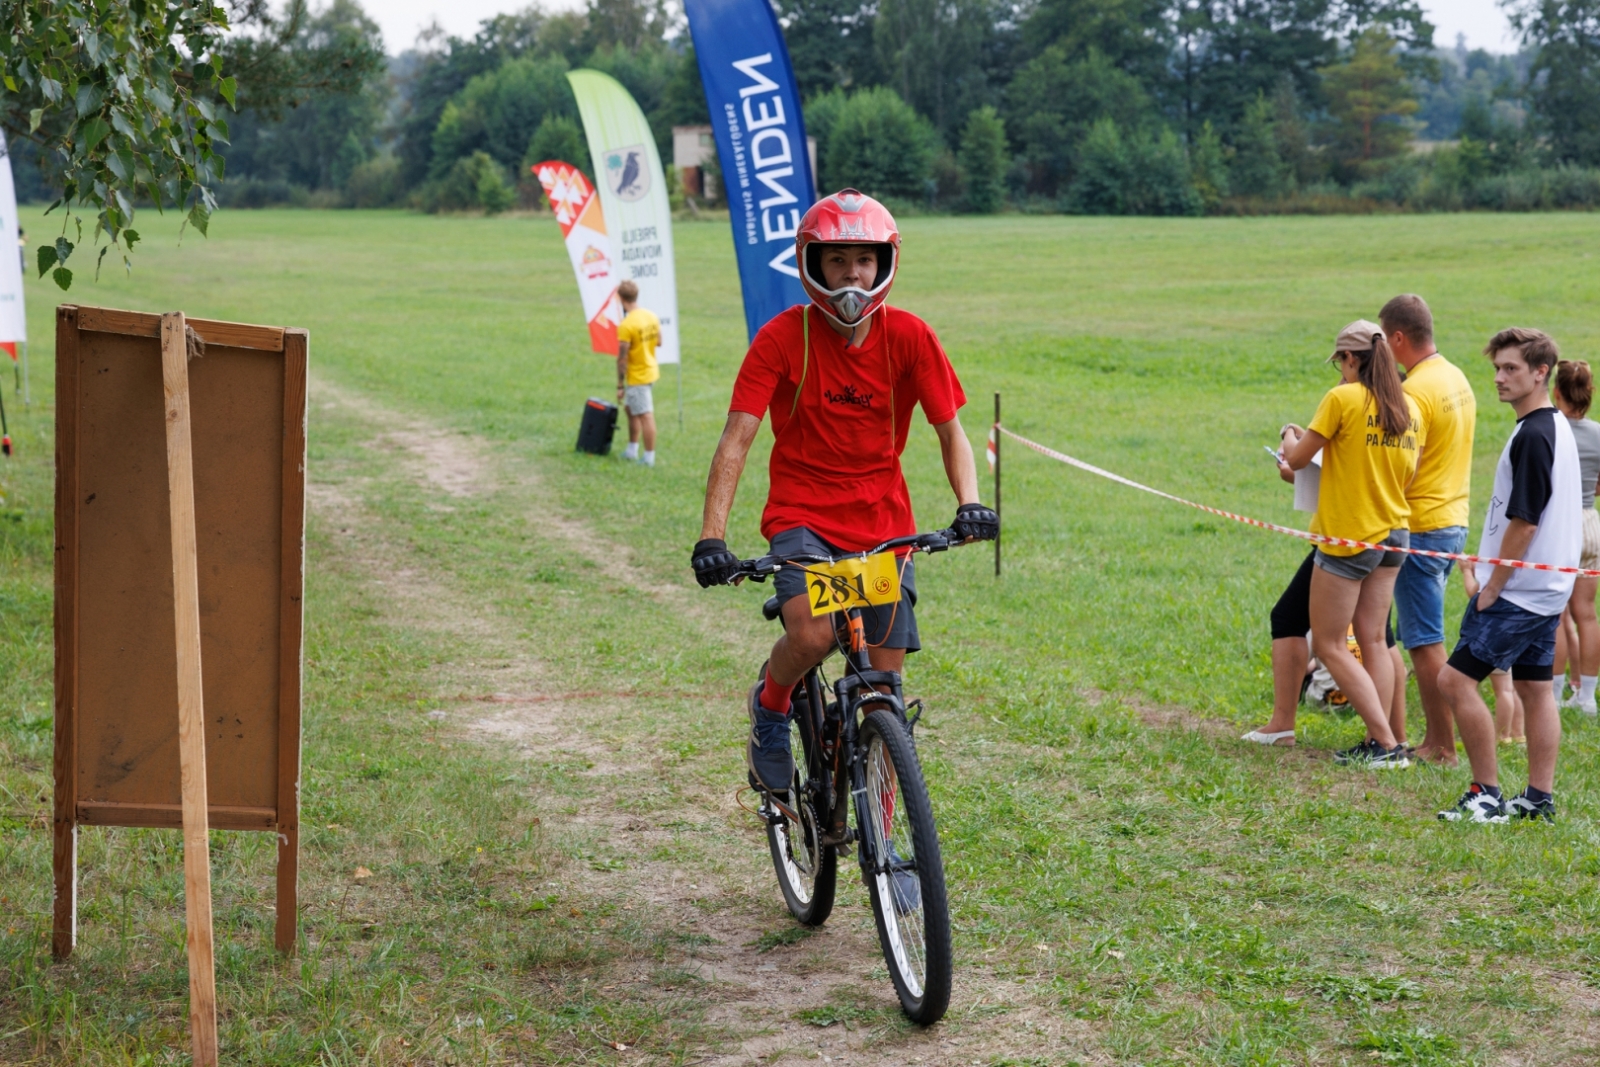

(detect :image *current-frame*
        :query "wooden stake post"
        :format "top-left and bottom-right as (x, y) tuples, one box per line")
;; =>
(162, 313), (219, 1066)
(53, 306), (308, 1057)
(994, 392), (1002, 578)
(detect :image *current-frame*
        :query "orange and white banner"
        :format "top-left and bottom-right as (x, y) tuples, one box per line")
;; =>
(533, 160), (621, 355)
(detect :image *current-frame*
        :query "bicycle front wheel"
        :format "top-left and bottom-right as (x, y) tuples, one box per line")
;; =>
(859, 710), (952, 1024)
(767, 695), (837, 926)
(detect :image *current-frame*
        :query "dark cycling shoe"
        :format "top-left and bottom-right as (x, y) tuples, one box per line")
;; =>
(886, 843), (921, 915)
(747, 680), (794, 796)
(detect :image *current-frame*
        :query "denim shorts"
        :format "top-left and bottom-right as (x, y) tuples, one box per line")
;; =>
(1447, 592), (1560, 682)
(770, 527), (920, 651)
(1393, 525), (1467, 648)
(1314, 530), (1409, 580)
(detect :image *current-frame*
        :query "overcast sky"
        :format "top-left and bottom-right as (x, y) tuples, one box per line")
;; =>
(366, 0), (1519, 57)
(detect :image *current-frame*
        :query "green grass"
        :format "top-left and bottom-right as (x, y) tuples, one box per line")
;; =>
(6, 208), (1600, 1063)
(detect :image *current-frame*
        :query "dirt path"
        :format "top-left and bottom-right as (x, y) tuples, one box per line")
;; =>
(311, 378), (1105, 1066)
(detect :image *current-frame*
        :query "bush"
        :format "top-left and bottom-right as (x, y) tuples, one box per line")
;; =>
(423, 151), (516, 214)
(820, 86), (941, 200)
(1230, 93), (1292, 199)
(525, 115), (590, 177)
(805, 90), (847, 170)
(216, 178), (310, 209)
(1546, 163), (1600, 208)
(958, 106), (1008, 213)
(347, 155), (403, 208)
(1065, 119), (1201, 216)
(1474, 169), (1550, 211)
(1189, 121), (1229, 212)
(429, 57), (576, 180)
(1006, 46), (1155, 198)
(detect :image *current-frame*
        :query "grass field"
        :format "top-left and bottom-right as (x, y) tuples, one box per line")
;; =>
(5, 207), (1600, 1065)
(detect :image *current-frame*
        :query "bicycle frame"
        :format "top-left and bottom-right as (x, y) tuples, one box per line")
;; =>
(789, 603), (919, 880)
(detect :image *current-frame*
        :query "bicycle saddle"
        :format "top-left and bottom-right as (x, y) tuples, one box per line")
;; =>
(762, 595), (782, 621)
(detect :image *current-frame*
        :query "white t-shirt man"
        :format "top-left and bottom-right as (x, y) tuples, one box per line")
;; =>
(1474, 406), (1582, 616)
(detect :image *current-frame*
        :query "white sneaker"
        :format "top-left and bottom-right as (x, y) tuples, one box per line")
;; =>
(1240, 728), (1295, 746)
(1438, 786), (1507, 823)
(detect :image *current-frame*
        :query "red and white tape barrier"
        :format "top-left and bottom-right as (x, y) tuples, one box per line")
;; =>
(997, 424), (1600, 578)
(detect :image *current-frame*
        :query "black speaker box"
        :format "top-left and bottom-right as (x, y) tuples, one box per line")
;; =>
(576, 397), (619, 455)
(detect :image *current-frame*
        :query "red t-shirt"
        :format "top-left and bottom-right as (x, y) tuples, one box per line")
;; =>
(728, 304), (967, 551)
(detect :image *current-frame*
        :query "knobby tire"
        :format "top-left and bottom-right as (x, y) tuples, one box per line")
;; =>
(766, 677), (837, 926)
(859, 709), (952, 1024)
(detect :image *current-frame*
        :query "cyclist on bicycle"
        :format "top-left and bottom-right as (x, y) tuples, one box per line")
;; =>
(690, 188), (999, 796)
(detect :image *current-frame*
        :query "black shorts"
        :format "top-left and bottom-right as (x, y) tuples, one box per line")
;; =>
(1271, 549), (1396, 647)
(770, 526), (920, 652)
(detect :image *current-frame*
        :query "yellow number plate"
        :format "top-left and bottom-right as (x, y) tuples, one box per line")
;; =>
(805, 552), (902, 617)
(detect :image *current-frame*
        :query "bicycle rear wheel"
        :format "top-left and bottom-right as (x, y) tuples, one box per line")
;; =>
(767, 681), (837, 926)
(859, 710), (952, 1024)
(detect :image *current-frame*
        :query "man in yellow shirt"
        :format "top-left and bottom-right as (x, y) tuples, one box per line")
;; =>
(1383, 294), (1477, 767)
(615, 279), (661, 466)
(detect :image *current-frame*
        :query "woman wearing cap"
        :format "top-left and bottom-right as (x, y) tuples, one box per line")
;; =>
(1279, 320), (1425, 769)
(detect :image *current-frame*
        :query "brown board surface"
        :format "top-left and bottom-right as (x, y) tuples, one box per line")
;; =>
(56, 305), (306, 828)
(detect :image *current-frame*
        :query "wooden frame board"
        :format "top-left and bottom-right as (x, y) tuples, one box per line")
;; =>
(53, 305), (308, 958)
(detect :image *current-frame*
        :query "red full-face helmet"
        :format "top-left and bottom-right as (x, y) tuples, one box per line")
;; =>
(797, 188), (901, 329)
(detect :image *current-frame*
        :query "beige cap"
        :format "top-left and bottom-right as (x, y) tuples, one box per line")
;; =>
(1328, 318), (1385, 361)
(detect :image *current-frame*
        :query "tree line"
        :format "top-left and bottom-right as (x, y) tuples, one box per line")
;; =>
(19, 0), (1600, 217)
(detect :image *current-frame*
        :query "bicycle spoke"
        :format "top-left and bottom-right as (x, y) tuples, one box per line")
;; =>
(867, 734), (927, 997)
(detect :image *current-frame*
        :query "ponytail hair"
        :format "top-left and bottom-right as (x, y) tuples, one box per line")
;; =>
(1351, 332), (1411, 437)
(1556, 359), (1593, 418)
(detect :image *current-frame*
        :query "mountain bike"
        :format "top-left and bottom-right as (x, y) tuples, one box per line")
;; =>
(735, 528), (961, 1024)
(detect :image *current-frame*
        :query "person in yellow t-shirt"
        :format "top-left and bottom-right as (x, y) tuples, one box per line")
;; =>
(1281, 319), (1424, 770)
(1382, 294), (1476, 767)
(615, 279), (661, 466)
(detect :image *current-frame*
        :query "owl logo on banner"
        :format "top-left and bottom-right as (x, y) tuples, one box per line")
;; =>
(606, 146), (649, 202)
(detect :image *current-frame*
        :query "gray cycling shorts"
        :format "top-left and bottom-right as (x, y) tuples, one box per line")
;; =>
(623, 384), (653, 416)
(769, 526), (920, 652)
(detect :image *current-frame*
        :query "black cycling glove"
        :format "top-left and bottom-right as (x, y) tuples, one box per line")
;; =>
(952, 503), (999, 542)
(691, 538), (740, 587)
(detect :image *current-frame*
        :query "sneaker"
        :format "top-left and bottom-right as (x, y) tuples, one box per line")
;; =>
(1438, 785), (1507, 823)
(885, 844), (921, 915)
(1334, 739), (1411, 769)
(1333, 738), (1381, 765)
(1506, 789), (1556, 821)
(746, 680), (794, 796)
(1368, 744), (1411, 770)
(1565, 696), (1599, 717)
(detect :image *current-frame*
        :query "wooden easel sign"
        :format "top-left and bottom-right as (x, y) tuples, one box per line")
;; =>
(53, 306), (308, 1065)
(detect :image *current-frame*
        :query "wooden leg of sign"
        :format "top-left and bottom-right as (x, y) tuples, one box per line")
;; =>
(51, 821), (75, 959)
(53, 308), (81, 960)
(275, 328), (308, 955)
(275, 825), (298, 954)
(162, 312), (219, 1067)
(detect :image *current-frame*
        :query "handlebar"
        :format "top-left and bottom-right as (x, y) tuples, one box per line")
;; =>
(734, 528), (964, 581)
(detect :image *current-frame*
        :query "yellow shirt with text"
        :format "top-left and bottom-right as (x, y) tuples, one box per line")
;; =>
(617, 308), (661, 386)
(1401, 354), (1476, 531)
(1307, 382), (1425, 556)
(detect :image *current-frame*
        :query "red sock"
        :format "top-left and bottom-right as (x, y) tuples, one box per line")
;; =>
(759, 668), (796, 716)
